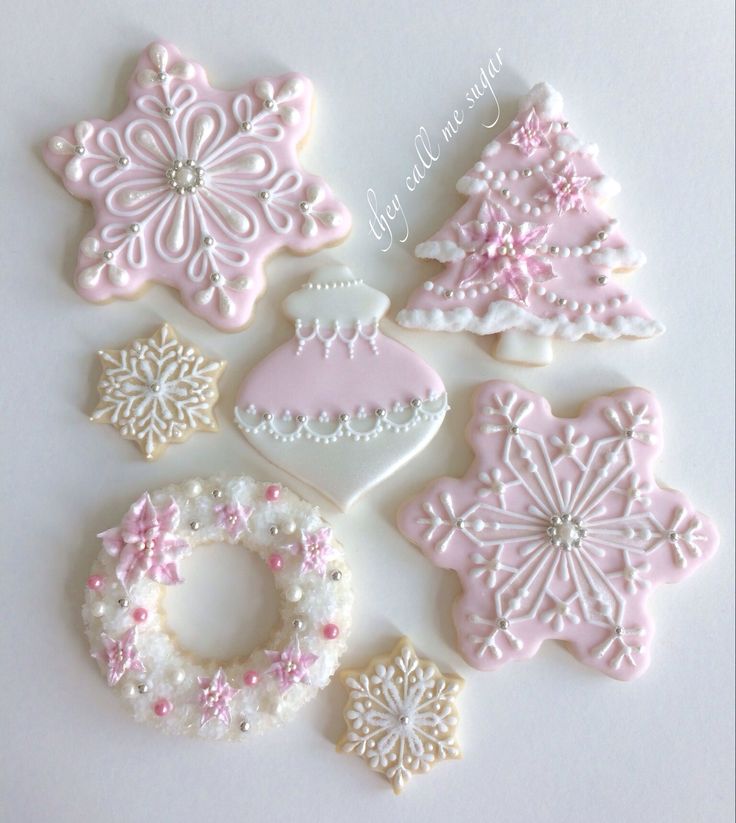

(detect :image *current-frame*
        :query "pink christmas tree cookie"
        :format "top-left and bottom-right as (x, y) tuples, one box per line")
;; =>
(235, 264), (448, 509)
(397, 83), (664, 365)
(44, 41), (350, 330)
(397, 381), (718, 681)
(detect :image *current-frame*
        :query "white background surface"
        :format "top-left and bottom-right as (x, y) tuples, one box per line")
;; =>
(1, 2), (734, 821)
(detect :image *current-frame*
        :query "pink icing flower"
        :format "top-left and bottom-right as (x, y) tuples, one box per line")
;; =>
(288, 527), (335, 575)
(266, 644), (318, 691)
(98, 493), (189, 590)
(198, 668), (238, 727)
(537, 160), (590, 215)
(509, 107), (550, 156)
(99, 627), (144, 686)
(457, 201), (555, 303)
(214, 501), (253, 537)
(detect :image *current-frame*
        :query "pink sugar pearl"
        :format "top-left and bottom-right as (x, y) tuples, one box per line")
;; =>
(133, 607), (148, 623)
(153, 699), (172, 717)
(86, 575), (104, 591)
(323, 623), (340, 640)
(268, 553), (284, 571)
(265, 484), (281, 502)
(243, 670), (259, 687)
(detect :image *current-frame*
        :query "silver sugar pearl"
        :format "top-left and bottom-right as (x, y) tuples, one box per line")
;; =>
(210, 272), (222, 284)
(262, 412), (273, 421)
(375, 408), (386, 418)
(74, 145), (85, 156)
(157, 71), (168, 82)
(668, 531), (678, 542)
(240, 120), (253, 132)
(561, 121), (569, 129)
(150, 382), (161, 393)
(129, 222), (140, 233)
(550, 245), (560, 254)
(443, 289), (454, 299)
(410, 398), (422, 408)
(498, 618), (510, 630)
(296, 414), (306, 423)
(239, 720), (250, 732)
(137, 682), (149, 694)
(557, 297), (567, 306)
(399, 715), (410, 726)
(203, 235), (214, 246)
(163, 106), (175, 117)
(118, 156), (129, 167)
(501, 188), (510, 198)
(597, 275), (608, 285)
(102, 250), (114, 261)
(190, 520), (200, 531)
(258, 190), (270, 201)
(339, 413), (350, 423)
(292, 617), (304, 630)
(269, 525), (279, 536)
(624, 429), (634, 439)
(509, 424), (519, 435)
(614, 625), (624, 636)
(212, 488), (223, 499)
(118, 597), (129, 608)
(330, 570), (342, 582)
(597, 231), (608, 241)
(298, 200), (311, 213)
(522, 168), (533, 177)
(263, 98), (275, 110)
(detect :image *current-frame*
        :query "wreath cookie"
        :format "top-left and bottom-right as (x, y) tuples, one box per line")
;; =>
(83, 475), (352, 738)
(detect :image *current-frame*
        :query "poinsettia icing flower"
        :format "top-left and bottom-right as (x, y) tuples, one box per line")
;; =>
(537, 160), (590, 215)
(266, 644), (318, 691)
(509, 107), (550, 156)
(98, 492), (189, 589)
(289, 527), (335, 575)
(456, 201), (556, 303)
(99, 627), (144, 686)
(214, 501), (253, 537)
(198, 668), (238, 726)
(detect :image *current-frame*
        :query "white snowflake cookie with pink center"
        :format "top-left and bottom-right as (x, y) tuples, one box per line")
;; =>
(44, 41), (351, 330)
(83, 476), (352, 738)
(397, 381), (718, 681)
(397, 82), (664, 365)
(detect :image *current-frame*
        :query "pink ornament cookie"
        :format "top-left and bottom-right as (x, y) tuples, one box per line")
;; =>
(235, 264), (448, 509)
(397, 381), (718, 680)
(397, 83), (664, 365)
(44, 42), (351, 330)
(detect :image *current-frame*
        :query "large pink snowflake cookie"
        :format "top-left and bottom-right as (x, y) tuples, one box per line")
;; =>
(397, 381), (718, 680)
(44, 42), (351, 330)
(83, 475), (353, 738)
(235, 263), (448, 509)
(397, 83), (664, 365)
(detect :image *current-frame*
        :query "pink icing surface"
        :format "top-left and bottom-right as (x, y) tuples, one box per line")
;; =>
(237, 332), (445, 417)
(399, 84), (662, 341)
(397, 380), (718, 681)
(43, 41), (351, 330)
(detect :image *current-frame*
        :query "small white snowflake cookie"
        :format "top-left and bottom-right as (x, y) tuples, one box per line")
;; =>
(91, 323), (225, 459)
(337, 637), (463, 794)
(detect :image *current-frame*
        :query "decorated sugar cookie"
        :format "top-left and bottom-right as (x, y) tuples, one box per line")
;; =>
(44, 41), (350, 330)
(337, 637), (462, 794)
(397, 381), (718, 680)
(235, 264), (449, 509)
(397, 83), (664, 365)
(83, 476), (352, 738)
(91, 323), (224, 459)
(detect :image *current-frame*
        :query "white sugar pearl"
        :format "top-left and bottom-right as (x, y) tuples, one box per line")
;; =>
(91, 602), (105, 618)
(285, 585), (303, 603)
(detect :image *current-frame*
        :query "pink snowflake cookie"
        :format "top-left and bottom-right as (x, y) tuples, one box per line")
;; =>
(397, 381), (718, 681)
(397, 82), (664, 365)
(44, 41), (351, 330)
